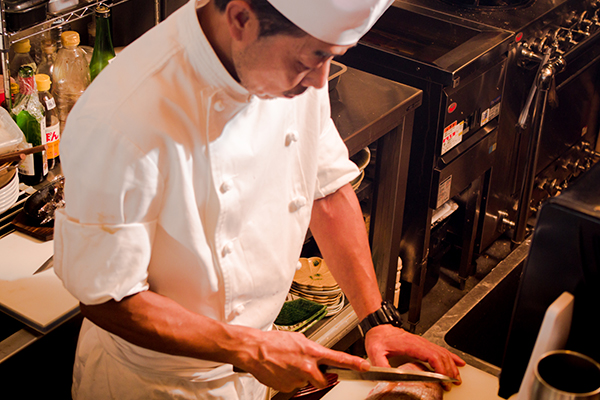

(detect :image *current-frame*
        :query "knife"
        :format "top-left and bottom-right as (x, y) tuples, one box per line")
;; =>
(233, 365), (458, 383)
(323, 365), (458, 383)
(33, 255), (54, 275)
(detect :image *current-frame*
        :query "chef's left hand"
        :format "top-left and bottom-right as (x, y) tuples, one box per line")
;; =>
(364, 324), (465, 390)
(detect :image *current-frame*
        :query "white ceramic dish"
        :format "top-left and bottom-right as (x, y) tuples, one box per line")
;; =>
(0, 172), (19, 213)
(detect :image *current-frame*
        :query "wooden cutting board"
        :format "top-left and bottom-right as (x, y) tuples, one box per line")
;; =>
(321, 364), (504, 400)
(0, 232), (79, 333)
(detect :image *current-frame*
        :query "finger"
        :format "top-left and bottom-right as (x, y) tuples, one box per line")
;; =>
(306, 370), (329, 389)
(369, 352), (391, 368)
(451, 352), (466, 366)
(318, 349), (371, 371)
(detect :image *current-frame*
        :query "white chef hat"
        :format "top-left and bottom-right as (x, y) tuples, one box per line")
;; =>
(266, 0), (394, 46)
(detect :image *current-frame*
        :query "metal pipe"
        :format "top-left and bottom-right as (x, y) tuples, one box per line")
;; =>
(155, 0), (161, 25)
(512, 60), (564, 247)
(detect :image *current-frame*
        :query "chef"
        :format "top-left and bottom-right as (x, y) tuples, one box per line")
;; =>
(54, 0), (465, 398)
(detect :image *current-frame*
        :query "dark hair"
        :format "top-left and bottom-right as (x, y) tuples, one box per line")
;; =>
(213, 0), (305, 38)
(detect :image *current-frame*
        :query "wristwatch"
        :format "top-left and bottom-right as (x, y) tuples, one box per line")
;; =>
(358, 300), (403, 336)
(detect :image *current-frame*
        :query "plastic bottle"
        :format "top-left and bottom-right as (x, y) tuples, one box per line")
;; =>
(36, 74), (60, 170)
(52, 31), (90, 134)
(9, 39), (37, 80)
(11, 66), (48, 186)
(37, 40), (57, 90)
(90, 5), (116, 82)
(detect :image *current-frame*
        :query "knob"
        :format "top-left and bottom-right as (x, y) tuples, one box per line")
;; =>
(557, 29), (578, 50)
(583, 147), (600, 158)
(535, 177), (547, 190)
(560, 159), (573, 171)
(543, 178), (559, 194)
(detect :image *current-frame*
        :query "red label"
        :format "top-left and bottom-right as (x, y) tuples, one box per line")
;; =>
(516, 32), (523, 42)
(448, 102), (457, 114)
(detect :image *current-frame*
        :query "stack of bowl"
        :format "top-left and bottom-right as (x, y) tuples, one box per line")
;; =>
(0, 163), (19, 214)
(349, 147), (371, 191)
(290, 257), (345, 317)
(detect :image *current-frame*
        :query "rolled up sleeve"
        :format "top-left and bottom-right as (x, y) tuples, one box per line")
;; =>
(54, 119), (164, 305)
(54, 212), (155, 304)
(313, 88), (360, 199)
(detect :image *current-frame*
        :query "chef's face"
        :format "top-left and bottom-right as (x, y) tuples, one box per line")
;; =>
(232, 25), (352, 99)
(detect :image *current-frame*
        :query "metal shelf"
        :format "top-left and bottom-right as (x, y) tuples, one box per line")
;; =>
(8, 0), (128, 45)
(1, 0), (160, 109)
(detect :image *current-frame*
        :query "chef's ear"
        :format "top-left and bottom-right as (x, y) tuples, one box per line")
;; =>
(225, 0), (257, 41)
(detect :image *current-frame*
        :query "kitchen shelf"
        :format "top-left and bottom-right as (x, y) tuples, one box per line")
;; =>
(1, 0), (161, 109)
(7, 0), (130, 45)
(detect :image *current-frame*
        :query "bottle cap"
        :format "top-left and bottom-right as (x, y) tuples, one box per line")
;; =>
(95, 4), (110, 17)
(13, 39), (31, 53)
(35, 74), (52, 92)
(41, 39), (57, 54)
(61, 31), (81, 47)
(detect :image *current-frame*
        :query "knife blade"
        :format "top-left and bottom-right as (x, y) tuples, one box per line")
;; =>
(33, 255), (54, 275)
(233, 365), (458, 384)
(323, 366), (458, 383)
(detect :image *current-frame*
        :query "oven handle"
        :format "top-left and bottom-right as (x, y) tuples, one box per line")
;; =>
(512, 57), (566, 247)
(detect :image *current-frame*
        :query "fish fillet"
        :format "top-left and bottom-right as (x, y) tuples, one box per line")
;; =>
(364, 363), (443, 400)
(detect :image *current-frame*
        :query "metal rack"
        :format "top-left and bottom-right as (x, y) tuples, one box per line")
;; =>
(0, 0), (161, 109)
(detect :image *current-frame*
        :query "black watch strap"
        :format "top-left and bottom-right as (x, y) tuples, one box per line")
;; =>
(358, 300), (402, 336)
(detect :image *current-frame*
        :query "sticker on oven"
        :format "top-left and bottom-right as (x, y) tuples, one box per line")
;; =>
(442, 121), (464, 155)
(437, 175), (452, 209)
(481, 103), (501, 126)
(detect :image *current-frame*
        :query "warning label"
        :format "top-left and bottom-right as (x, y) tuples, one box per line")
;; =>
(442, 121), (464, 155)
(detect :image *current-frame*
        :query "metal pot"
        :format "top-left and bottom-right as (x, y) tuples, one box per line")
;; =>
(531, 350), (600, 400)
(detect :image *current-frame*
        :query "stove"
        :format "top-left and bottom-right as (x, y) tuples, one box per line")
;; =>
(340, 0), (600, 337)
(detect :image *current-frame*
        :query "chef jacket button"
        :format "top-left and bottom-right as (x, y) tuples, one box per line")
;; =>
(289, 196), (307, 212)
(220, 180), (233, 193)
(285, 131), (299, 146)
(222, 242), (234, 257)
(296, 261), (303, 271)
(214, 100), (225, 112)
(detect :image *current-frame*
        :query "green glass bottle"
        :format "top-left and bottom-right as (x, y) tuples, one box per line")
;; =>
(11, 66), (48, 186)
(89, 5), (116, 82)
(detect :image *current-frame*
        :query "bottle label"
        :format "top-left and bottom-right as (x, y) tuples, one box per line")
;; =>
(45, 97), (56, 110)
(45, 122), (61, 159)
(18, 143), (35, 176)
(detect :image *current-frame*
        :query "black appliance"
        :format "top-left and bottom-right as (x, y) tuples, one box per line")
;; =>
(499, 161), (600, 398)
(340, 2), (511, 330)
(340, 0), (600, 330)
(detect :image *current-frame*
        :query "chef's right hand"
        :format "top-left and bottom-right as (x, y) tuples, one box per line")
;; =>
(233, 329), (370, 393)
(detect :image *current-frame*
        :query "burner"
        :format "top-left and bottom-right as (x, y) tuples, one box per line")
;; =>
(439, 0), (534, 8)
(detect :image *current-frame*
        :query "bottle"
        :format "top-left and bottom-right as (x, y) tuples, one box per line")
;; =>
(52, 31), (90, 134)
(9, 39), (37, 80)
(11, 66), (48, 186)
(36, 74), (60, 170)
(37, 40), (57, 90)
(90, 5), (116, 82)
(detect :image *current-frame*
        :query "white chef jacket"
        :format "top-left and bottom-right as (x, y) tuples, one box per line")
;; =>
(53, 0), (359, 398)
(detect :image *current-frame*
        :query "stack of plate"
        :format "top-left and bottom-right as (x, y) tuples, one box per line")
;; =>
(0, 168), (19, 214)
(290, 257), (345, 317)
